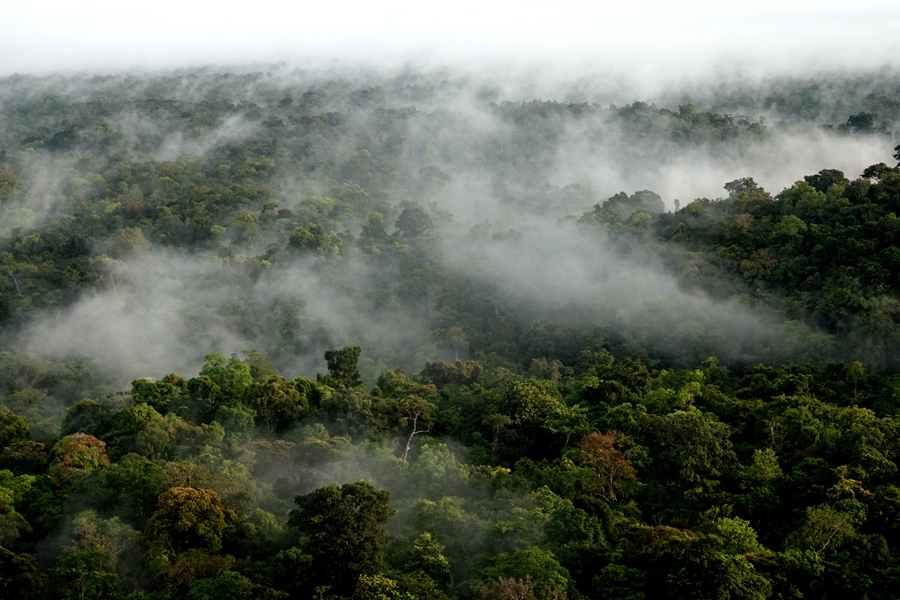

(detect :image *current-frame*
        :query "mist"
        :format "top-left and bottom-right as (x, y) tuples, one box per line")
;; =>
(2, 64), (895, 385)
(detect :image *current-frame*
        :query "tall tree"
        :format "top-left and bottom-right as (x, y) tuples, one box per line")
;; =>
(145, 487), (237, 556)
(288, 481), (396, 597)
(323, 346), (364, 389)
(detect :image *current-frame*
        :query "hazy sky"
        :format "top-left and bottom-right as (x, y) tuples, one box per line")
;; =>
(3, 0), (899, 77)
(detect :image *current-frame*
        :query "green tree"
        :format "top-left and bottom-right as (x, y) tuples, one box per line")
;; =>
(322, 346), (364, 389)
(494, 379), (572, 459)
(244, 375), (308, 432)
(648, 409), (735, 487)
(0, 546), (46, 600)
(289, 223), (343, 256)
(288, 481), (396, 597)
(0, 440), (46, 475)
(61, 400), (107, 437)
(0, 408), (30, 447)
(212, 403), (257, 444)
(49, 549), (119, 600)
(483, 547), (572, 600)
(164, 549), (237, 596)
(102, 403), (177, 460)
(187, 571), (254, 600)
(786, 504), (854, 556)
(803, 169), (848, 193)
(395, 205), (433, 237)
(145, 487), (238, 556)
(97, 455), (165, 523)
(715, 517), (765, 555)
(408, 532), (452, 587)
(131, 376), (185, 413)
(194, 353), (253, 407)
(592, 565), (646, 600)
(353, 574), (415, 600)
(623, 526), (770, 600)
(241, 349), (276, 380)
(321, 389), (373, 439)
(500, 379), (567, 426)
(69, 510), (137, 570)
(361, 212), (388, 243)
(0, 470), (33, 546)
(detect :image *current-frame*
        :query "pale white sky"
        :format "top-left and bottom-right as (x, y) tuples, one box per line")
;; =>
(1, 0), (899, 76)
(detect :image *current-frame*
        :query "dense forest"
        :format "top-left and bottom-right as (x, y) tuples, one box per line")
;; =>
(1, 67), (900, 599)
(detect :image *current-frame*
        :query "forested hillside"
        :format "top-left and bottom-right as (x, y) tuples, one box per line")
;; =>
(1, 68), (900, 599)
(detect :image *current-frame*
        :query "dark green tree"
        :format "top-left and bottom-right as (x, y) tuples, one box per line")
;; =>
(288, 481), (396, 596)
(0, 546), (46, 600)
(0, 409), (30, 447)
(323, 346), (364, 389)
(396, 206), (433, 237)
(187, 571), (254, 600)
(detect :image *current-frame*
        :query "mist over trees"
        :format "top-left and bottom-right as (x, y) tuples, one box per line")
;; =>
(0, 66), (900, 598)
